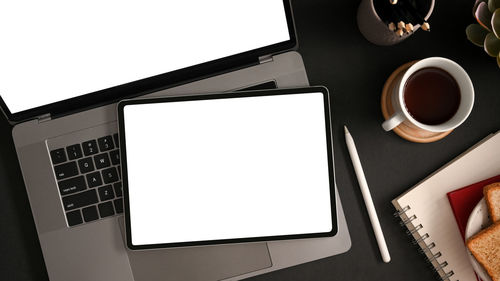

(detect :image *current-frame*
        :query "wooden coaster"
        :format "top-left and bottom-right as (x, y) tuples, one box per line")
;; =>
(381, 61), (453, 143)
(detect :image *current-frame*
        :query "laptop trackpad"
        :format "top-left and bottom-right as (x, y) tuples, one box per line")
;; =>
(117, 217), (272, 281)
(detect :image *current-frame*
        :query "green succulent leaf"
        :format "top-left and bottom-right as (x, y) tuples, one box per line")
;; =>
(467, 24), (490, 46)
(488, 0), (500, 13)
(475, 0), (487, 16)
(492, 8), (500, 38)
(476, 2), (493, 31)
(484, 32), (500, 56)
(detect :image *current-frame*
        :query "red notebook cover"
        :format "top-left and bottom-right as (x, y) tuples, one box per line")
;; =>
(447, 174), (500, 240)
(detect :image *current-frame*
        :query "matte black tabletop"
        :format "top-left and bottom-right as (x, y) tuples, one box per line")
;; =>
(1, 0), (499, 280)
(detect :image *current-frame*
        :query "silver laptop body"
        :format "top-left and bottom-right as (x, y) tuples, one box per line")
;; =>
(4, 1), (351, 280)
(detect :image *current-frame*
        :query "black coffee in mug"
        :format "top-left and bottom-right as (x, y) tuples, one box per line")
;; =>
(403, 67), (461, 125)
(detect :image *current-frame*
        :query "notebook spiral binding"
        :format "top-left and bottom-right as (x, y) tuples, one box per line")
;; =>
(394, 205), (456, 281)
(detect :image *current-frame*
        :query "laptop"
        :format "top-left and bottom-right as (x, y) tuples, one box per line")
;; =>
(0, 1), (351, 280)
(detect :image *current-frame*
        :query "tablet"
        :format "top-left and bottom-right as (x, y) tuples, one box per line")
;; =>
(118, 86), (337, 250)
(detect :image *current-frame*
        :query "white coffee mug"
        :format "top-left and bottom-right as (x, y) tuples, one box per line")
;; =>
(382, 57), (474, 132)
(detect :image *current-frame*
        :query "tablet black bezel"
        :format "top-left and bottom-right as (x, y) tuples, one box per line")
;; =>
(1, 0), (297, 123)
(117, 86), (337, 250)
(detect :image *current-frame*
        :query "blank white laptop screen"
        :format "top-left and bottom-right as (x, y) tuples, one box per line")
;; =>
(0, 0), (290, 114)
(121, 88), (335, 248)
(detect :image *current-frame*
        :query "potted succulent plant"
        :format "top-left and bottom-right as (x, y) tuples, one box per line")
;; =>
(466, 0), (500, 68)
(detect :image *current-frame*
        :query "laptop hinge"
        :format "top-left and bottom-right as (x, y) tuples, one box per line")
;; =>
(37, 113), (52, 123)
(258, 55), (274, 64)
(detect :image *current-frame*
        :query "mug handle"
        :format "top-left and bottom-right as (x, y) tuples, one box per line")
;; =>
(382, 112), (405, 131)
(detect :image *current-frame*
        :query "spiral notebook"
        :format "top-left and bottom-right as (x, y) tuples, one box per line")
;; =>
(392, 131), (500, 281)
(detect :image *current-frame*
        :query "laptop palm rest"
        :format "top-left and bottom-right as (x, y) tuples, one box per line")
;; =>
(117, 217), (272, 281)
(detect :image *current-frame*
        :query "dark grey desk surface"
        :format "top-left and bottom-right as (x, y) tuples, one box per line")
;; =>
(1, 0), (499, 280)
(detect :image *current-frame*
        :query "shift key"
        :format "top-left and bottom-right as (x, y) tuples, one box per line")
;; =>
(62, 189), (98, 211)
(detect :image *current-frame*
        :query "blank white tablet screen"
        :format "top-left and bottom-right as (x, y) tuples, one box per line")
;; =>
(123, 92), (333, 246)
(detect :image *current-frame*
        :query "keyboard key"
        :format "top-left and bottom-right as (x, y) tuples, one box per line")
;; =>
(50, 148), (67, 165)
(98, 136), (114, 151)
(54, 161), (78, 180)
(78, 157), (95, 174)
(98, 201), (115, 218)
(102, 167), (119, 184)
(82, 140), (99, 156)
(62, 189), (98, 211)
(114, 198), (124, 214)
(117, 166), (121, 179)
(109, 149), (120, 165)
(58, 176), (86, 196)
(66, 210), (83, 226)
(66, 144), (83, 160)
(82, 206), (99, 222)
(94, 153), (110, 169)
(86, 171), (103, 188)
(113, 133), (120, 148)
(98, 185), (115, 201)
(113, 182), (123, 197)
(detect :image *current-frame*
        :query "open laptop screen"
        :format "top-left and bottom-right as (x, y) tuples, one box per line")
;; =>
(118, 87), (337, 249)
(0, 0), (292, 118)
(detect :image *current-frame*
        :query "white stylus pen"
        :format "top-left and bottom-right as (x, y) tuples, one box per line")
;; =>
(344, 126), (391, 263)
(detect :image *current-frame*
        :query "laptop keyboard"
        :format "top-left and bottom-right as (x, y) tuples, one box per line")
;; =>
(50, 134), (123, 227)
